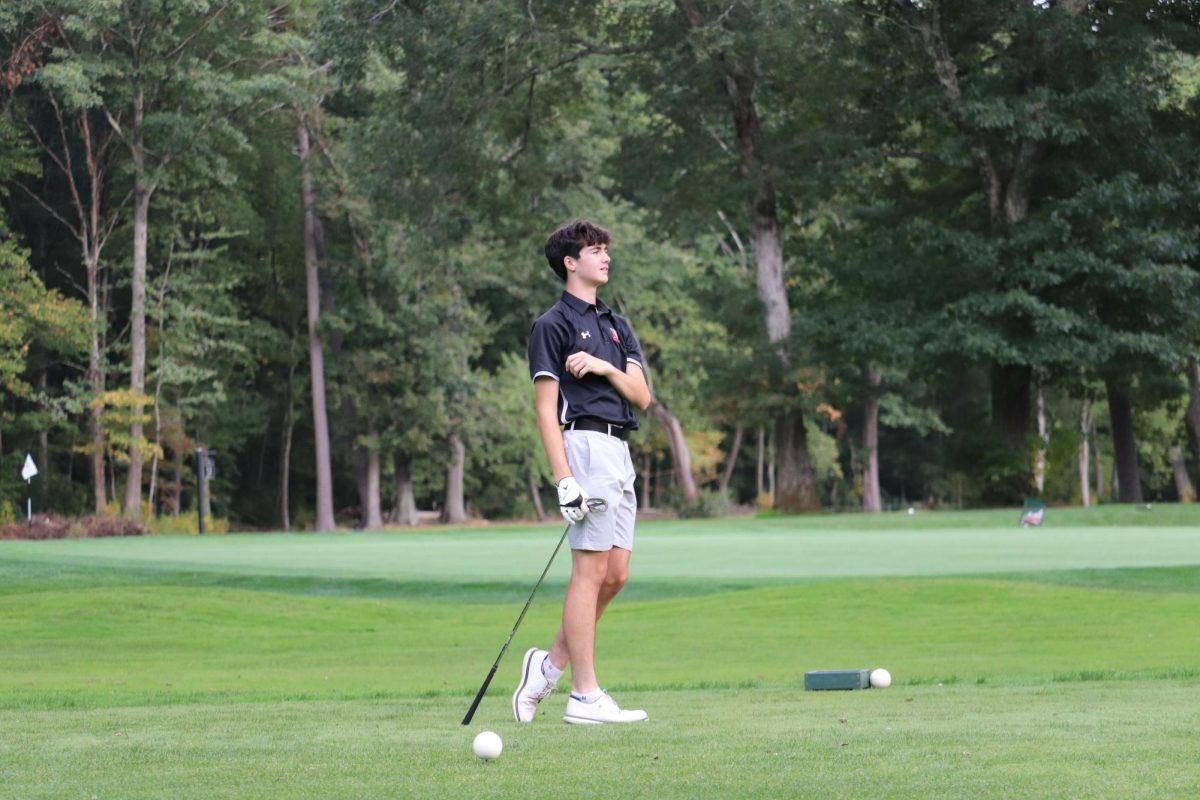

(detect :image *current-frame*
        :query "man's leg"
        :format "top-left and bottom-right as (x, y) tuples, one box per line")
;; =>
(556, 548), (609, 694)
(546, 546), (630, 681)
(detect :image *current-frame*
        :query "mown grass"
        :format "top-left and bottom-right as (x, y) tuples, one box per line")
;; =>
(3, 684), (1199, 800)
(3, 575), (1198, 711)
(1, 505), (1198, 798)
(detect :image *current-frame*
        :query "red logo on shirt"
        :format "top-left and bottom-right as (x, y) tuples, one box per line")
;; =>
(609, 327), (620, 345)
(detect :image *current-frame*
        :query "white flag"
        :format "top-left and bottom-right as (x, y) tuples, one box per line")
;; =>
(22, 454), (38, 481)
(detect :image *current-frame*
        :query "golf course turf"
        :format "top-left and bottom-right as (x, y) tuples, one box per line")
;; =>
(2, 506), (1198, 798)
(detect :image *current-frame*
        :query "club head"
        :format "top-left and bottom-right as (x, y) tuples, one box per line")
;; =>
(586, 497), (608, 513)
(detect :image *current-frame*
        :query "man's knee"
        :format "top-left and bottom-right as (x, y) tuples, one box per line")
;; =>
(602, 565), (628, 595)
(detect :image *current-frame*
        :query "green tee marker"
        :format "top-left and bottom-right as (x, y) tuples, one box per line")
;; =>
(804, 669), (870, 691)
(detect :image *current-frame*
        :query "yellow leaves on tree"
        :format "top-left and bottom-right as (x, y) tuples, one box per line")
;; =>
(87, 389), (163, 464)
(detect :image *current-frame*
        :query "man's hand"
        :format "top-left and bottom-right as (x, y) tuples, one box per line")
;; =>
(564, 351), (614, 379)
(556, 476), (591, 524)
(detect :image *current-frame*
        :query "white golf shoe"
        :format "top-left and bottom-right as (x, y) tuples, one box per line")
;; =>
(563, 691), (648, 725)
(512, 648), (557, 722)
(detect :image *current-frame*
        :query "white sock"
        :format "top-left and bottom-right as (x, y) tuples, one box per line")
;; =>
(571, 688), (605, 704)
(541, 657), (564, 682)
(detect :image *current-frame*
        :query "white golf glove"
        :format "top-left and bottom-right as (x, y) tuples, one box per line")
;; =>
(556, 476), (591, 524)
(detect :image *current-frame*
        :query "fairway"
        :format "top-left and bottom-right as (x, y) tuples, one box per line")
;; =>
(3, 507), (1199, 798)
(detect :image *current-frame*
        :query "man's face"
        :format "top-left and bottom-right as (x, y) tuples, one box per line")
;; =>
(566, 242), (610, 286)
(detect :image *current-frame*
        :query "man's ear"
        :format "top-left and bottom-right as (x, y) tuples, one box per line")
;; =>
(563, 256), (576, 273)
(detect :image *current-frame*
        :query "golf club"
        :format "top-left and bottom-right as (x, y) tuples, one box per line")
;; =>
(460, 496), (608, 725)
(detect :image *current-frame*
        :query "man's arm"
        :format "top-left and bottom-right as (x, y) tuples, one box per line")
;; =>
(535, 378), (572, 482)
(562, 353), (652, 410)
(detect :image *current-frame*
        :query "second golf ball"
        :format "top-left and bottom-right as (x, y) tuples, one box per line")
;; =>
(870, 668), (892, 688)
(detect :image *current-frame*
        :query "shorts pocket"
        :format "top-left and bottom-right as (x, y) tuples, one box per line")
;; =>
(566, 431), (592, 477)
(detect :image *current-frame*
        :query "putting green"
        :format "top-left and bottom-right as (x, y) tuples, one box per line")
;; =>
(1, 517), (1197, 583)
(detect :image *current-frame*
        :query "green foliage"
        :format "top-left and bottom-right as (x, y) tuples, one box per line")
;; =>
(672, 487), (731, 519)
(463, 353), (548, 518)
(0, 244), (88, 397)
(2, 0), (1200, 525)
(143, 511), (230, 536)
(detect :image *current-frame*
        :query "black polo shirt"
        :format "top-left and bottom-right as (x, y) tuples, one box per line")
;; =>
(527, 290), (644, 429)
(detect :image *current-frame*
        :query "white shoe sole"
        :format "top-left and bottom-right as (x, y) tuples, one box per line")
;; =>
(563, 712), (648, 725)
(563, 714), (605, 725)
(512, 647), (540, 723)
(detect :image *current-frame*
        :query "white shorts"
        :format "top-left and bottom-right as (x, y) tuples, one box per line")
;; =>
(563, 429), (637, 552)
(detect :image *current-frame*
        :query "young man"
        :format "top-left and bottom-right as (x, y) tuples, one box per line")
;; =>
(514, 219), (652, 725)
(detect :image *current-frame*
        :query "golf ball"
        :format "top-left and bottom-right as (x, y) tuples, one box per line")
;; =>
(473, 731), (502, 760)
(870, 668), (892, 689)
(907, 507), (915, 515)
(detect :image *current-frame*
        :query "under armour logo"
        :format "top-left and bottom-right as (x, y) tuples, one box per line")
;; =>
(580, 330), (591, 339)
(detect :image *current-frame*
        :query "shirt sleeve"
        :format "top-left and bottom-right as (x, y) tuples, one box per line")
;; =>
(527, 316), (565, 382)
(616, 315), (644, 370)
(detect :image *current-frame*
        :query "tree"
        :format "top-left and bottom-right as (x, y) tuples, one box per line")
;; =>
(3, 9), (122, 513)
(59, 1), (276, 519)
(296, 113), (336, 530)
(666, 0), (822, 511)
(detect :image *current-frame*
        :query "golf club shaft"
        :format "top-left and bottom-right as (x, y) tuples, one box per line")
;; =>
(460, 521), (571, 725)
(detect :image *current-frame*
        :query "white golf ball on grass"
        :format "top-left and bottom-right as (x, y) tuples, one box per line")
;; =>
(870, 668), (892, 688)
(473, 731), (502, 761)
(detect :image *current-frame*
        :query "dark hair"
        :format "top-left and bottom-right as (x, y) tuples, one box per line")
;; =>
(544, 219), (611, 281)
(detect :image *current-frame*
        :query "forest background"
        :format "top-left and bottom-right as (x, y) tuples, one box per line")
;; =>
(2, 0), (1200, 532)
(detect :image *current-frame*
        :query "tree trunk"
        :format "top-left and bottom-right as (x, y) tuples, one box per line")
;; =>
(1034, 382), (1047, 493)
(756, 427), (765, 498)
(1170, 446), (1195, 503)
(353, 445), (368, 528)
(148, 377), (161, 515)
(83, 118), (110, 516)
(1105, 378), (1143, 503)
(1079, 400), (1091, 507)
(122, 86), (150, 520)
(767, 433), (776, 504)
(89, 292), (106, 514)
(360, 432), (383, 530)
(35, 372), (48, 509)
(198, 448), (212, 524)
(393, 451), (418, 526)
(1093, 432), (1106, 504)
(641, 453), (653, 511)
(528, 466), (547, 522)
(650, 403), (699, 504)
(297, 118), (336, 532)
(862, 366), (883, 512)
(991, 363), (1032, 453)
(170, 440), (182, 516)
(443, 432), (467, 524)
(718, 423), (743, 496)
(775, 410), (818, 511)
(1185, 353), (1200, 482)
(278, 406), (293, 531)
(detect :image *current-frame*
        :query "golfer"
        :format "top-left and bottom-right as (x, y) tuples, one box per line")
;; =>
(514, 219), (652, 725)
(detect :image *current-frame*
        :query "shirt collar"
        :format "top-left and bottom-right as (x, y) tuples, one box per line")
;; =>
(560, 290), (610, 317)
